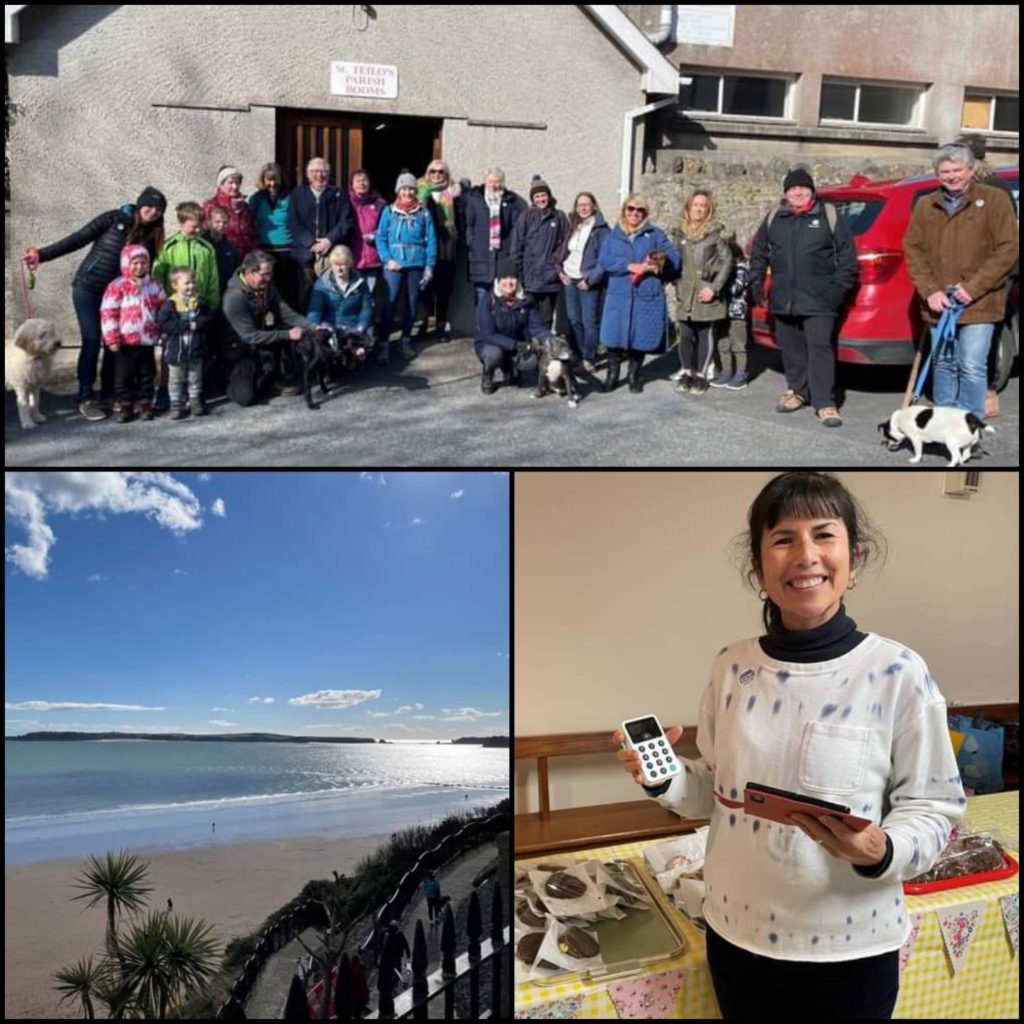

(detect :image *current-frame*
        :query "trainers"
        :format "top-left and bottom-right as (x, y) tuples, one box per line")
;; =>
(171, 407), (189, 421)
(78, 400), (108, 422)
(674, 374), (694, 395)
(690, 376), (709, 395)
(817, 407), (843, 428)
(724, 372), (749, 391)
(709, 374), (733, 389)
(400, 337), (415, 359)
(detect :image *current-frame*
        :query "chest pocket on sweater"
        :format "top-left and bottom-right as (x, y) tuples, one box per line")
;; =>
(798, 721), (871, 795)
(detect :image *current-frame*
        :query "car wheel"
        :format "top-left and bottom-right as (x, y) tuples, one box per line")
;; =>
(992, 313), (1018, 393)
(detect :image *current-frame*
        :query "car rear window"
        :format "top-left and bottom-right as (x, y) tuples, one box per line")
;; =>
(829, 199), (886, 237)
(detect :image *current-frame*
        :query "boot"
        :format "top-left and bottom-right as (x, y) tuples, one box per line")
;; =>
(136, 400), (155, 421)
(481, 368), (496, 395)
(115, 401), (133, 424)
(603, 352), (621, 393)
(627, 353), (645, 393)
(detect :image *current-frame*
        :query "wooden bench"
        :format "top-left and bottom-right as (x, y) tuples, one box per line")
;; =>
(514, 729), (708, 857)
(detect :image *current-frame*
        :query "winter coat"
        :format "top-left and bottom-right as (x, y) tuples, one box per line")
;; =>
(903, 180), (1018, 326)
(152, 232), (221, 309)
(201, 231), (240, 298)
(306, 268), (374, 332)
(376, 203), (437, 270)
(473, 291), (552, 358)
(598, 223), (681, 352)
(556, 215), (611, 287)
(157, 295), (215, 365)
(670, 222), (732, 322)
(510, 205), (570, 293)
(202, 190), (258, 259)
(749, 197), (858, 317)
(348, 191), (387, 271)
(287, 185), (353, 267)
(463, 186), (528, 284)
(221, 268), (311, 349)
(38, 205), (138, 293)
(100, 245), (166, 348)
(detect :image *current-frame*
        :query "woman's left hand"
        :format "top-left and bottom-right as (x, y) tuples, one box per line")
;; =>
(789, 814), (888, 868)
(697, 286), (715, 303)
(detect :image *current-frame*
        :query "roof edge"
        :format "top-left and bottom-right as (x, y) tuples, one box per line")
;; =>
(582, 4), (680, 95)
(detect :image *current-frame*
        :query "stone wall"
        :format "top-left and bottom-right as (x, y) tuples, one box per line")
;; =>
(637, 152), (928, 250)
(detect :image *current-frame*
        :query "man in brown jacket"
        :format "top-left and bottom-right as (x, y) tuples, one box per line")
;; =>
(903, 143), (1018, 421)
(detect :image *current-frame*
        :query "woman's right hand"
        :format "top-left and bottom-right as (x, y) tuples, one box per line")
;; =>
(21, 247), (41, 271)
(612, 726), (684, 785)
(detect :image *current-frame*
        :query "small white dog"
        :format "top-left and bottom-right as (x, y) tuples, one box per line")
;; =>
(6, 318), (62, 429)
(878, 405), (994, 466)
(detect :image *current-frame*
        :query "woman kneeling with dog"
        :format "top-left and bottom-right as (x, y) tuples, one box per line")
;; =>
(474, 257), (552, 395)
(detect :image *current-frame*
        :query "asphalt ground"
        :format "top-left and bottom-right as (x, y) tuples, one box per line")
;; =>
(5, 339), (1018, 467)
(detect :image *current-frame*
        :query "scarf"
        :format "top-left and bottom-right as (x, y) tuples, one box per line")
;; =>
(394, 196), (420, 214)
(486, 189), (503, 251)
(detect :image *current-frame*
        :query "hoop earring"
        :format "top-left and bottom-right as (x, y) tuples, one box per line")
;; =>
(758, 589), (768, 601)
(847, 577), (857, 590)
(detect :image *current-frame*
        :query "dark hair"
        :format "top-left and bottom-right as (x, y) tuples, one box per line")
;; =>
(567, 192), (601, 234)
(737, 472), (886, 631)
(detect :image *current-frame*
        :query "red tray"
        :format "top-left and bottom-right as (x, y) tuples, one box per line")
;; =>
(902, 850), (1018, 894)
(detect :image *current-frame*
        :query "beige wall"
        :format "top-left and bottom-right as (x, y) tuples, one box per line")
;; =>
(515, 471), (1019, 814)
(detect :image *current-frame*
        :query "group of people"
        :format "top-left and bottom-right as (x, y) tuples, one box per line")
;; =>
(20, 138), (1016, 427)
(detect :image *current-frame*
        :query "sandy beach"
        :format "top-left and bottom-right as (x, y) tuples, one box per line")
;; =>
(4, 833), (390, 1020)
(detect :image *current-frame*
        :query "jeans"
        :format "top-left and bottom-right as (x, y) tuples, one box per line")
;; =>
(72, 283), (114, 404)
(931, 321), (994, 420)
(562, 281), (601, 361)
(382, 268), (423, 341)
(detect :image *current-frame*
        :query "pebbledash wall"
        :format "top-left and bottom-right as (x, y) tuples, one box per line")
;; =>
(5, 4), (676, 341)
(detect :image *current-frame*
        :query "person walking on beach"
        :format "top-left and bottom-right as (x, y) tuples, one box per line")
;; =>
(212, 821), (216, 833)
(167, 897), (173, 912)
(422, 871), (442, 926)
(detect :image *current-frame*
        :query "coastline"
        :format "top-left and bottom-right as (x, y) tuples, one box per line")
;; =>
(4, 832), (390, 1020)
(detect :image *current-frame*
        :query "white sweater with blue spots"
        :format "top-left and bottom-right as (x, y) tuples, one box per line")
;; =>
(650, 633), (965, 962)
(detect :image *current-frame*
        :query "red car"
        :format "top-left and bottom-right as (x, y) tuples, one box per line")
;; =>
(751, 166), (1019, 390)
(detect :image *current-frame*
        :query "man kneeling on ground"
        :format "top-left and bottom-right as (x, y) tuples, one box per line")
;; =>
(221, 249), (314, 406)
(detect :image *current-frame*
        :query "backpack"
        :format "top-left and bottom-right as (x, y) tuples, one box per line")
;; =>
(764, 202), (839, 265)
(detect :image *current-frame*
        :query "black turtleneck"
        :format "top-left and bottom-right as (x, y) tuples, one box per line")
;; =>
(758, 603), (866, 663)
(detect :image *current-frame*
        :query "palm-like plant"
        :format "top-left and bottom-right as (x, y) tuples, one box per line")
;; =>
(69, 849), (154, 954)
(53, 955), (102, 1019)
(116, 911), (220, 1019)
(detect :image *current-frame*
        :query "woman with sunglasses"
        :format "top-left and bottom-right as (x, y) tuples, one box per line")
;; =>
(598, 194), (680, 393)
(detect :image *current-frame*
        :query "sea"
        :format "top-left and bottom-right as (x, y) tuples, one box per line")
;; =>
(4, 739), (509, 865)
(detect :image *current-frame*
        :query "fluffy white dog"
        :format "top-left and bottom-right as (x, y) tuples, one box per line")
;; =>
(5, 318), (62, 429)
(878, 405), (994, 466)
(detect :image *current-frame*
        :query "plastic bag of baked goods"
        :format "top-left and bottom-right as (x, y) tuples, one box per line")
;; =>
(529, 863), (610, 919)
(907, 831), (1007, 884)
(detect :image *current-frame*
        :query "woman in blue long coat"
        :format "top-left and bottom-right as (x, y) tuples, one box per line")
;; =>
(598, 193), (680, 393)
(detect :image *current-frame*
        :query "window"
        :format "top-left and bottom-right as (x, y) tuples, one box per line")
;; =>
(962, 93), (1019, 135)
(680, 72), (791, 119)
(820, 80), (923, 128)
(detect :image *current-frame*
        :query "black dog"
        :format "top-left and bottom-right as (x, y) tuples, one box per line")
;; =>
(293, 326), (370, 409)
(530, 334), (580, 408)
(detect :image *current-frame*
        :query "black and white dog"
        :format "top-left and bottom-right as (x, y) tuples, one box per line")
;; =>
(878, 405), (994, 466)
(293, 326), (369, 410)
(529, 334), (579, 409)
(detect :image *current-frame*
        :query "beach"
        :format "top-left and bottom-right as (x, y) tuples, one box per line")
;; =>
(4, 833), (389, 1020)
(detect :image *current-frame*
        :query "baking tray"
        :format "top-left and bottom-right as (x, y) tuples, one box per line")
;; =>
(515, 856), (689, 986)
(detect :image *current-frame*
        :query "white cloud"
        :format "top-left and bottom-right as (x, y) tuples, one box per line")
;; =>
(197, 473), (212, 483)
(302, 723), (370, 733)
(211, 707), (234, 712)
(380, 722), (413, 731)
(440, 707), (504, 721)
(367, 711), (392, 718)
(247, 696), (275, 704)
(87, 573), (109, 582)
(360, 472), (386, 487)
(289, 688), (382, 709)
(173, 569), (189, 576)
(393, 703), (424, 715)
(211, 498), (227, 518)
(450, 490), (464, 499)
(209, 719), (236, 727)
(5, 472), (203, 580)
(4, 700), (166, 712)
(409, 517), (428, 527)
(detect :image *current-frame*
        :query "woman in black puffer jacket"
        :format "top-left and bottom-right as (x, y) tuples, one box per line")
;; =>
(21, 187), (167, 421)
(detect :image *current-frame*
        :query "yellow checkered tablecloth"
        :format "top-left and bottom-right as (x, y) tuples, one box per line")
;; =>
(514, 792), (1018, 1019)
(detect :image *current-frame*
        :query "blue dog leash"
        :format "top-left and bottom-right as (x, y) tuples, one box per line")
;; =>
(913, 288), (965, 403)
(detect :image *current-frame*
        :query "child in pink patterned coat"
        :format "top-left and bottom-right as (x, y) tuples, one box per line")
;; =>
(101, 244), (166, 422)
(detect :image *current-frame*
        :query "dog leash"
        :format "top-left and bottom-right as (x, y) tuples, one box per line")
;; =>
(913, 288), (964, 403)
(19, 257), (37, 320)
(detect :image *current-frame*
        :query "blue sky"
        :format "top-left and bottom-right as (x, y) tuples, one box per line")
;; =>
(5, 471), (509, 740)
